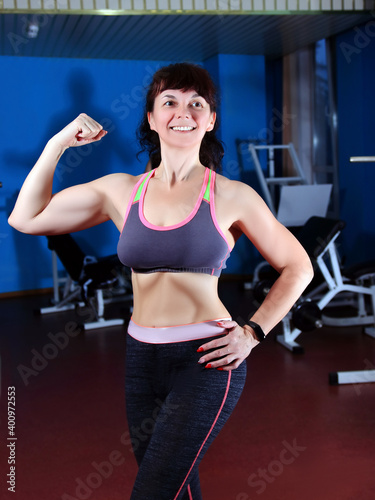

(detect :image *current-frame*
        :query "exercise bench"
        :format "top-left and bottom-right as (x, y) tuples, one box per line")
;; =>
(40, 234), (133, 330)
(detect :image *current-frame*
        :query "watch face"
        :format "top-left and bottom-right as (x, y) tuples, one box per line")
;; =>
(248, 321), (265, 341)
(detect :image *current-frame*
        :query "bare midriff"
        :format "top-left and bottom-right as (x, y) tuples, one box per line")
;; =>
(131, 272), (231, 327)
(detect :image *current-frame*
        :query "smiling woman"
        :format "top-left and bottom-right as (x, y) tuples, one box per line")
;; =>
(148, 89), (216, 153)
(8, 62), (313, 499)
(137, 63), (224, 170)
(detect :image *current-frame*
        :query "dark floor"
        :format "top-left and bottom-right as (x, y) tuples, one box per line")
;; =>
(1, 279), (375, 500)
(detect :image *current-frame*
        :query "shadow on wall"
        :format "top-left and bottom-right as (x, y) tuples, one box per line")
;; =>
(5, 68), (138, 291)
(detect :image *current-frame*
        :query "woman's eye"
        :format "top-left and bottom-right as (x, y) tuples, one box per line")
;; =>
(192, 101), (203, 108)
(164, 101), (175, 106)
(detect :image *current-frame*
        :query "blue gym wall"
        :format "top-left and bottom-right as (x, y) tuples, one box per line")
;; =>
(0, 57), (168, 293)
(205, 54), (267, 273)
(336, 24), (375, 266)
(0, 54), (267, 293)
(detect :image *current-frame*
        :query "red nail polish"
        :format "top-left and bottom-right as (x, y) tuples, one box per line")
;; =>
(206, 363), (212, 369)
(197, 347), (204, 352)
(217, 367), (224, 371)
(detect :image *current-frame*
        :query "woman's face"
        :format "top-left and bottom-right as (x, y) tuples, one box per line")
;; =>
(148, 88), (216, 151)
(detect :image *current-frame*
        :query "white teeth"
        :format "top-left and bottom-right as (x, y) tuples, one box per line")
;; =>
(171, 126), (194, 131)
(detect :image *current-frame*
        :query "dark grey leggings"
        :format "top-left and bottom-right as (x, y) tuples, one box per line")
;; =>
(125, 332), (247, 499)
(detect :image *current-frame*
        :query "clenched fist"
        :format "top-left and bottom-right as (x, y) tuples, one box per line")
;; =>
(50, 113), (107, 149)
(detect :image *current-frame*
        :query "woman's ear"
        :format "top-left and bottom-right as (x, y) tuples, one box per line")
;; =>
(148, 112), (155, 131)
(206, 112), (216, 132)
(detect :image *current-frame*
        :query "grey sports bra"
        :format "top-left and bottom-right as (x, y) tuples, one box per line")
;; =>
(117, 167), (231, 277)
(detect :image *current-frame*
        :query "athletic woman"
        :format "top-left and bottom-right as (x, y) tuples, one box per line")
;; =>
(9, 63), (313, 499)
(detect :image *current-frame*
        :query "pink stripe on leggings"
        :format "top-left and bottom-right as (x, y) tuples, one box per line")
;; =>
(173, 371), (232, 500)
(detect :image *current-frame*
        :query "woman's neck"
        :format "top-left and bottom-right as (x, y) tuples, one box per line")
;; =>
(155, 145), (204, 185)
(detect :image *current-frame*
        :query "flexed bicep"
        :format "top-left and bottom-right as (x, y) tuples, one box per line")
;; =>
(26, 181), (110, 235)
(8, 114), (109, 236)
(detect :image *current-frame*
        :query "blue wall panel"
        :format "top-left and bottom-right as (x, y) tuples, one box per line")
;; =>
(0, 56), (166, 293)
(1, 54), (267, 293)
(205, 54), (267, 274)
(336, 26), (375, 265)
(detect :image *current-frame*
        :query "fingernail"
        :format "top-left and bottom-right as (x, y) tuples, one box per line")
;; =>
(217, 367), (224, 371)
(206, 363), (212, 369)
(197, 347), (204, 352)
(217, 321), (224, 326)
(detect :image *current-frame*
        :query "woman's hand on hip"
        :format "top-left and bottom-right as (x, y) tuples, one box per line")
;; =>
(196, 320), (259, 371)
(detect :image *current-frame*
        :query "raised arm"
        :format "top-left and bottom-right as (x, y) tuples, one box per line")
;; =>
(8, 114), (110, 235)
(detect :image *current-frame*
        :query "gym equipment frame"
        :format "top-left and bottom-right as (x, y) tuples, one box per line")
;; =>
(275, 217), (375, 385)
(40, 234), (133, 330)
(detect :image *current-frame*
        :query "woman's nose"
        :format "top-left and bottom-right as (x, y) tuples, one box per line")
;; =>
(176, 106), (191, 119)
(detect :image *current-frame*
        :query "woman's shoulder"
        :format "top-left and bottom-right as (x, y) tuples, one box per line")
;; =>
(90, 171), (150, 229)
(214, 171), (259, 202)
(91, 171), (149, 215)
(93, 171), (146, 194)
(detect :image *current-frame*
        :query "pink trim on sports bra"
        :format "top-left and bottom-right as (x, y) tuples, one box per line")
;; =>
(139, 168), (210, 231)
(209, 171), (233, 251)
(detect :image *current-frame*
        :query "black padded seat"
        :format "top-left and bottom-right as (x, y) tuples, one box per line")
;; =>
(344, 260), (375, 280)
(296, 217), (346, 260)
(47, 234), (120, 301)
(42, 234), (132, 329)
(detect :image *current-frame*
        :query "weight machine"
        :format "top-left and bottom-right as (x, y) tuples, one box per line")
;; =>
(39, 234), (133, 330)
(246, 145), (375, 385)
(244, 142), (332, 283)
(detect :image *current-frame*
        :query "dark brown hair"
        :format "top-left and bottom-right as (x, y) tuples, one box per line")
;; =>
(137, 63), (224, 171)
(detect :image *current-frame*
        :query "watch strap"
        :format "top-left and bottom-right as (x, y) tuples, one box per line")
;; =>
(247, 321), (266, 342)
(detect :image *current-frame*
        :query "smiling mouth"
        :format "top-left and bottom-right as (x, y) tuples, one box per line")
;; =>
(170, 126), (196, 131)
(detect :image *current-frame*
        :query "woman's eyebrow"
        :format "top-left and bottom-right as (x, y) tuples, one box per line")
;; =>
(161, 93), (202, 99)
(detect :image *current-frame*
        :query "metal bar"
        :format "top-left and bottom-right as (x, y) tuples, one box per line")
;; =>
(249, 143), (276, 214)
(335, 370), (375, 385)
(253, 144), (291, 150)
(350, 156), (375, 162)
(266, 176), (304, 184)
(288, 142), (308, 183)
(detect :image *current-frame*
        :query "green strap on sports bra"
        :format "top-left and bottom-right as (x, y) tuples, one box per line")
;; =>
(203, 169), (212, 202)
(133, 168), (212, 204)
(134, 170), (153, 203)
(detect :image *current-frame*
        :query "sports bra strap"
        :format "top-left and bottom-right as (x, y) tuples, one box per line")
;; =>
(134, 170), (154, 203)
(135, 168), (213, 203)
(120, 171), (153, 233)
(203, 169), (213, 202)
(132, 167), (213, 207)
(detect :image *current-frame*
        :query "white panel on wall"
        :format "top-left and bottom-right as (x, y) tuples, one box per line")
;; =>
(16, 0), (29, 8)
(30, 0), (42, 8)
(253, 0), (263, 10)
(287, 0), (298, 9)
(182, 0), (193, 8)
(276, 0), (287, 10)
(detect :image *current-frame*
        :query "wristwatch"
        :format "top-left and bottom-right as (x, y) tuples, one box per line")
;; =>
(247, 321), (266, 342)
